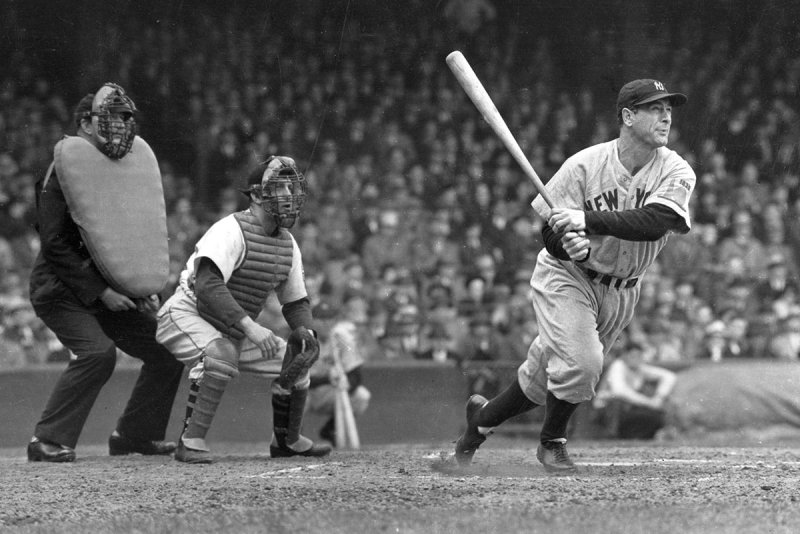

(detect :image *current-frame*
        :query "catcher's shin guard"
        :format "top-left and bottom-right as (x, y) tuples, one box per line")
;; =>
(272, 386), (306, 447)
(182, 376), (226, 446)
(181, 340), (239, 448)
(271, 385), (331, 457)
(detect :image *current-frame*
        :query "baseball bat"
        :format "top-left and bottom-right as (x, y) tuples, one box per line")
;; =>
(446, 50), (555, 208)
(338, 386), (361, 449)
(334, 386), (347, 449)
(332, 352), (361, 449)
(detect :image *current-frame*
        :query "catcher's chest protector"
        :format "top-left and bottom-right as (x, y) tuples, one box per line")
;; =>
(197, 212), (294, 339)
(53, 135), (169, 297)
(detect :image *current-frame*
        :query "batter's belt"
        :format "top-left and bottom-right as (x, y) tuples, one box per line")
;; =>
(577, 265), (639, 289)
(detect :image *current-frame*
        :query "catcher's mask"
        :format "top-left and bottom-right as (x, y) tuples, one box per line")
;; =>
(90, 83), (137, 159)
(244, 156), (307, 229)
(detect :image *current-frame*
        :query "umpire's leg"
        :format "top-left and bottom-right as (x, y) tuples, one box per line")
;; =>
(100, 309), (183, 441)
(33, 300), (118, 449)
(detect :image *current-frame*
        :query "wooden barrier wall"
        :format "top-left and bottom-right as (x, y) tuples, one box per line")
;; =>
(0, 361), (470, 449)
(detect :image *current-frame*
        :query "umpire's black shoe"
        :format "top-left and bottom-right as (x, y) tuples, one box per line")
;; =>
(108, 432), (177, 456)
(454, 394), (490, 466)
(27, 437), (76, 463)
(537, 439), (576, 473)
(270, 441), (332, 458)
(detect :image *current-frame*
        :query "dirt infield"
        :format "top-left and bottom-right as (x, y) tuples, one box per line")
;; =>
(2, 436), (800, 534)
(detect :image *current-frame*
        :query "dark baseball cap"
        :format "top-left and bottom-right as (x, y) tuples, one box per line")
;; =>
(240, 155), (298, 194)
(616, 79), (687, 113)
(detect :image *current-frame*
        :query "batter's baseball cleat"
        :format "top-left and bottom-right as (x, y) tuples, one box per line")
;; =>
(454, 394), (490, 466)
(174, 440), (212, 464)
(27, 437), (76, 463)
(537, 439), (576, 473)
(270, 441), (333, 458)
(108, 432), (177, 456)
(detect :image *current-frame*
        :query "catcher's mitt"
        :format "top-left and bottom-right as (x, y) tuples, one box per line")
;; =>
(276, 327), (320, 389)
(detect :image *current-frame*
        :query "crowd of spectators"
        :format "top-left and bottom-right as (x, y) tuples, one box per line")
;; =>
(2, 1), (800, 376)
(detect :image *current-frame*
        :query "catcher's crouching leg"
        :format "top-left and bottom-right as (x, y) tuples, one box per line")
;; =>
(270, 329), (331, 458)
(175, 339), (239, 464)
(270, 380), (332, 458)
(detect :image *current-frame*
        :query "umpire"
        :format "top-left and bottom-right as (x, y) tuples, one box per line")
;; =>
(26, 83), (183, 462)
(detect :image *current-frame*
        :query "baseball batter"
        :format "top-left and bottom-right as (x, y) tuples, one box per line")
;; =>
(454, 79), (695, 472)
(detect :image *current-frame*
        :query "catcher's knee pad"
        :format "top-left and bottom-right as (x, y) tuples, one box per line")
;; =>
(202, 338), (240, 381)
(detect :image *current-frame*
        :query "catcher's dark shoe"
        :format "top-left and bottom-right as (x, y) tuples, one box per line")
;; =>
(108, 432), (177, 456)
(27, 437), (76, 463)
(454, 394), (490, 466)
(537, 439), (576, 473)
(270, 441), (333, 458)
(174, 440), (212, 464)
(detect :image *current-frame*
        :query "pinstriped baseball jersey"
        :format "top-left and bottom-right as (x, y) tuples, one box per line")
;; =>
(532, 139), (696, 278)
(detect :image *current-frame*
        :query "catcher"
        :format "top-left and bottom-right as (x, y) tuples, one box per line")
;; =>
(156, 156), (331, 463)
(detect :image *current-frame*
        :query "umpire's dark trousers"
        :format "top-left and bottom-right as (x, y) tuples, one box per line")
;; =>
(32, 299), (184, 449)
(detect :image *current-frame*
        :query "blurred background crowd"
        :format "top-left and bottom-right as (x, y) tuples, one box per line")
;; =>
(2, 0), (800, 383)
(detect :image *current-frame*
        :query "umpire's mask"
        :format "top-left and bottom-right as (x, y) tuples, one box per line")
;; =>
(90, 83), (137, 159)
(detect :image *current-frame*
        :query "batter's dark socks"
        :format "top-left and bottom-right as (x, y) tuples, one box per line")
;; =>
(477, 379), (538, 428)
(540, 390), (579, 443)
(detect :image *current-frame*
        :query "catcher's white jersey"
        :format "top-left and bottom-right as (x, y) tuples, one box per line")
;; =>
(532, 139), (696, 278)
(179, 211), (308, 305)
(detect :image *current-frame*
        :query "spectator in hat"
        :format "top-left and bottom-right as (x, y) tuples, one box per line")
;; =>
(457, 274), (490, 322)
(593, 338), (677, 439)
(378, 303), (421, 360)
(415, 322), (462, 364)
(457, 313), (505, 398)
(754, 254), (800, 315)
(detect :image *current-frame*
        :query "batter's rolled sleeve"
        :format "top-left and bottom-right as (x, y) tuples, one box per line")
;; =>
(584, 204), (684, 241)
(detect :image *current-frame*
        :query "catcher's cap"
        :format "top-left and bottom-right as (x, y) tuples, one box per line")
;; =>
(617, 79), (687, 114)
(240, 155), (299, 194)
(242, 165), (265, 194)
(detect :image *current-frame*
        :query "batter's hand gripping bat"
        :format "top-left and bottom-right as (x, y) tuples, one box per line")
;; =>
(446, 50), (555, 208)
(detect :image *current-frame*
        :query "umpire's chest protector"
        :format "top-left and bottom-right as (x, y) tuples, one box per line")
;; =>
(54, 135), (169, 297)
